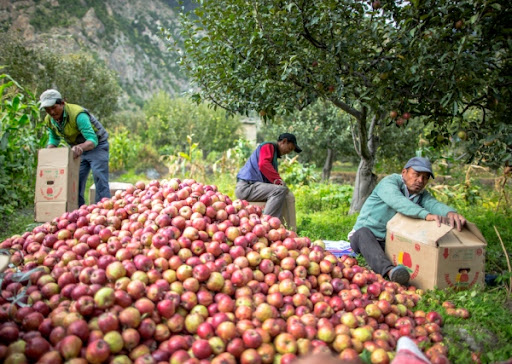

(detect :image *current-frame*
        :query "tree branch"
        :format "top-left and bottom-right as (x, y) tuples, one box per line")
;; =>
(367, 113), (380, 156)
(329, 97), (362, 120)
(297, 1), (327, 49)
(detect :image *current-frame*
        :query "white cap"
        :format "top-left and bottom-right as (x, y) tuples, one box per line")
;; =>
(39, 89), (62, 109)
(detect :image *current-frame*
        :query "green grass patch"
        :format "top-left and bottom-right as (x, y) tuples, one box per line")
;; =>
(415, 287), (512, 363)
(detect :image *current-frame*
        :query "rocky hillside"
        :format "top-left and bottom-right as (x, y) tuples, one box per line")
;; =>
(0, 0), (193, 106)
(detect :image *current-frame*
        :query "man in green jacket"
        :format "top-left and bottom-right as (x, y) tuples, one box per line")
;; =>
(349, 157), (467, 285)
(40, 89), (110, 206)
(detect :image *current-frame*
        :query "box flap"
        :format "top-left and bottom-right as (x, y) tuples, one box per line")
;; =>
(387, 213), (452, 246)
(388, 213), (487, 248)
(438, 226), (487, 247)
(37, 147), (78, 168)
(464, 222), (487, 245)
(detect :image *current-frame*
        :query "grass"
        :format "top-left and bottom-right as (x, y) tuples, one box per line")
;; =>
(1, 169), (511, 363)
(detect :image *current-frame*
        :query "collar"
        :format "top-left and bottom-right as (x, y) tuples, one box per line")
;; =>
(401, 176), (420, 200)
(51, 109), (68, 130)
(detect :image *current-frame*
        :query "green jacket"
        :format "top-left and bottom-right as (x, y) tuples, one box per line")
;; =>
(353, 173), (455, 239)
(45, 103), (108, 147)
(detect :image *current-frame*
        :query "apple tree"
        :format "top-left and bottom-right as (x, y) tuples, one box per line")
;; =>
(173, 0), (511, 212)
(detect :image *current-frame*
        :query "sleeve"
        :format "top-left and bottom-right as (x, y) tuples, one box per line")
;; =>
(47, 127), (61, 147)
(420, 191), (456, 216)
(375, 177), (431, 220)
(76, 113), (99, 147)
(258, 144), (282, 184)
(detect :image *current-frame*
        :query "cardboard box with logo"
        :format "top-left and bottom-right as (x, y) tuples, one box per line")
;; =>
(35, 148), (80, 222)
(385, 213), (487, 291)
(89, 182), (133, 205)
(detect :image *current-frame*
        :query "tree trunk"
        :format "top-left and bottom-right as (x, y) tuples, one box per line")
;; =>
(322, 148), (335, 182)
(348, 111), (381, 215)
(349, 156), (378, 214)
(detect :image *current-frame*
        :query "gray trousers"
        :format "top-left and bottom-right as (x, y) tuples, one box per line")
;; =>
(78, 140), (110, 206)
(349, 227), (394, 277)
(235, 181), (295, 229)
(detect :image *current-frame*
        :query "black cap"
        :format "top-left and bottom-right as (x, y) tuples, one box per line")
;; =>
(278, 133), (302, 153)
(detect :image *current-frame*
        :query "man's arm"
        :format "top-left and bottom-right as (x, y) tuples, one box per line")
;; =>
(47, 127), (60, 148)
(72, 113), (98, 159)
(420, 191), (466, 230)
(258, 144), (284, 185)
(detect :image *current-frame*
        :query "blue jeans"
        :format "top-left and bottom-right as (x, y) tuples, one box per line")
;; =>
(78, 140), (110, 206)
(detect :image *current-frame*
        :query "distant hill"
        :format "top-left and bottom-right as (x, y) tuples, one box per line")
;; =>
(0, 0), (194, 107)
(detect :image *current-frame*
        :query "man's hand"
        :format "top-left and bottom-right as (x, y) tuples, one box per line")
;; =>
(71, 145), (84, 159)
(426, 212), (466, 231)
(425, 213), (445, 227)
(446, 211), (466, 231)
(274, 179), (286, 186)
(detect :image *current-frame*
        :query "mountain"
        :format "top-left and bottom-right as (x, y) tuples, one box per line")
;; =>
(0, 0), (194, 107)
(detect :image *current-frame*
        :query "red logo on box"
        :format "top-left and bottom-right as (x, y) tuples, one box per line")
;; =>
(444, 271), (480, 288)
(392, 253), (420, 280)
(414, 243), (420, 251)
(60, 169), (65, 174)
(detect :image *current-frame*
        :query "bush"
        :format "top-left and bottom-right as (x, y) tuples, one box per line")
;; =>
(109, 128), (145, 172)
(0, 74), (45, 215)
(295, 183), (353, 213)
(280, 157), (318, 186)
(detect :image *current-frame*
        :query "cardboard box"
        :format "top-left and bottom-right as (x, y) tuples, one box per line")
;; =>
(35, 148), (79, 204)
(35, 148), (79, 222)
(385, 213), (486, 291)
(34, 202), (75, 222)
(89, 182), (133, 205)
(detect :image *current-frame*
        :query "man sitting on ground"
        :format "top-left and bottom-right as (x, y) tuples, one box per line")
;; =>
(349, 157), (466, 285)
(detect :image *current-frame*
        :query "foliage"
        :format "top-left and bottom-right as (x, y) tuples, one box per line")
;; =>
(0, 74), (45, 216)
(162, 135), (207, 181)
(174, 0), (512, 212)
(0, 208), (37, 242)
(211, 138), (254, 177)
(0, 33), (121, 120)
(295, 183), (353, 213)
(259, 100), (423, 174)
(142, 92), (243, 157)
(298, 207), (357, 242)
(258, 101), (358, 166)
(109, 127), (146, 171)
(279, 156), (318, 186)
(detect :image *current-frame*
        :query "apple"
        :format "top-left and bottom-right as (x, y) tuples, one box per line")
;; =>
(274, 333), (297, 354)
(85, 339), (111, 364)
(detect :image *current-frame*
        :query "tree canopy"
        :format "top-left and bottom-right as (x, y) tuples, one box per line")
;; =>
(174, 0), (511, 211)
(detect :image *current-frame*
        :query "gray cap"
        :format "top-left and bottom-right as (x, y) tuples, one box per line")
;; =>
(39, 89), (62, 109)
(404, 157), (435, 179)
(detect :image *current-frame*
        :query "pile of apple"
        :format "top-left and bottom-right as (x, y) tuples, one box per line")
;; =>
(0, 178), (451, 364)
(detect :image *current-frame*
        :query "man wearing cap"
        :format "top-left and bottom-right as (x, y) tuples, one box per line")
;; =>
(39, 89), (110, 206)
(349, 157), (467, 285)
(235, 133), (302, 230)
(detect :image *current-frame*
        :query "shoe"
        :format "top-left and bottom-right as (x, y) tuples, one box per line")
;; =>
(389, 266), (410, 286)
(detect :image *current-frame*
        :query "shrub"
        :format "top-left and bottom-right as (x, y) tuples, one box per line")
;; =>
(109, 128), (145, 172)
(0, 74), (45, 215)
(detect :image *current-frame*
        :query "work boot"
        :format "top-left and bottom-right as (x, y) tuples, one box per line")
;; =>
(388, 266), (410, 286)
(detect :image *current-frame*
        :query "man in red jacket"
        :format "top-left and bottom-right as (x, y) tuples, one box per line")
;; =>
(235, 133), (302, 230)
